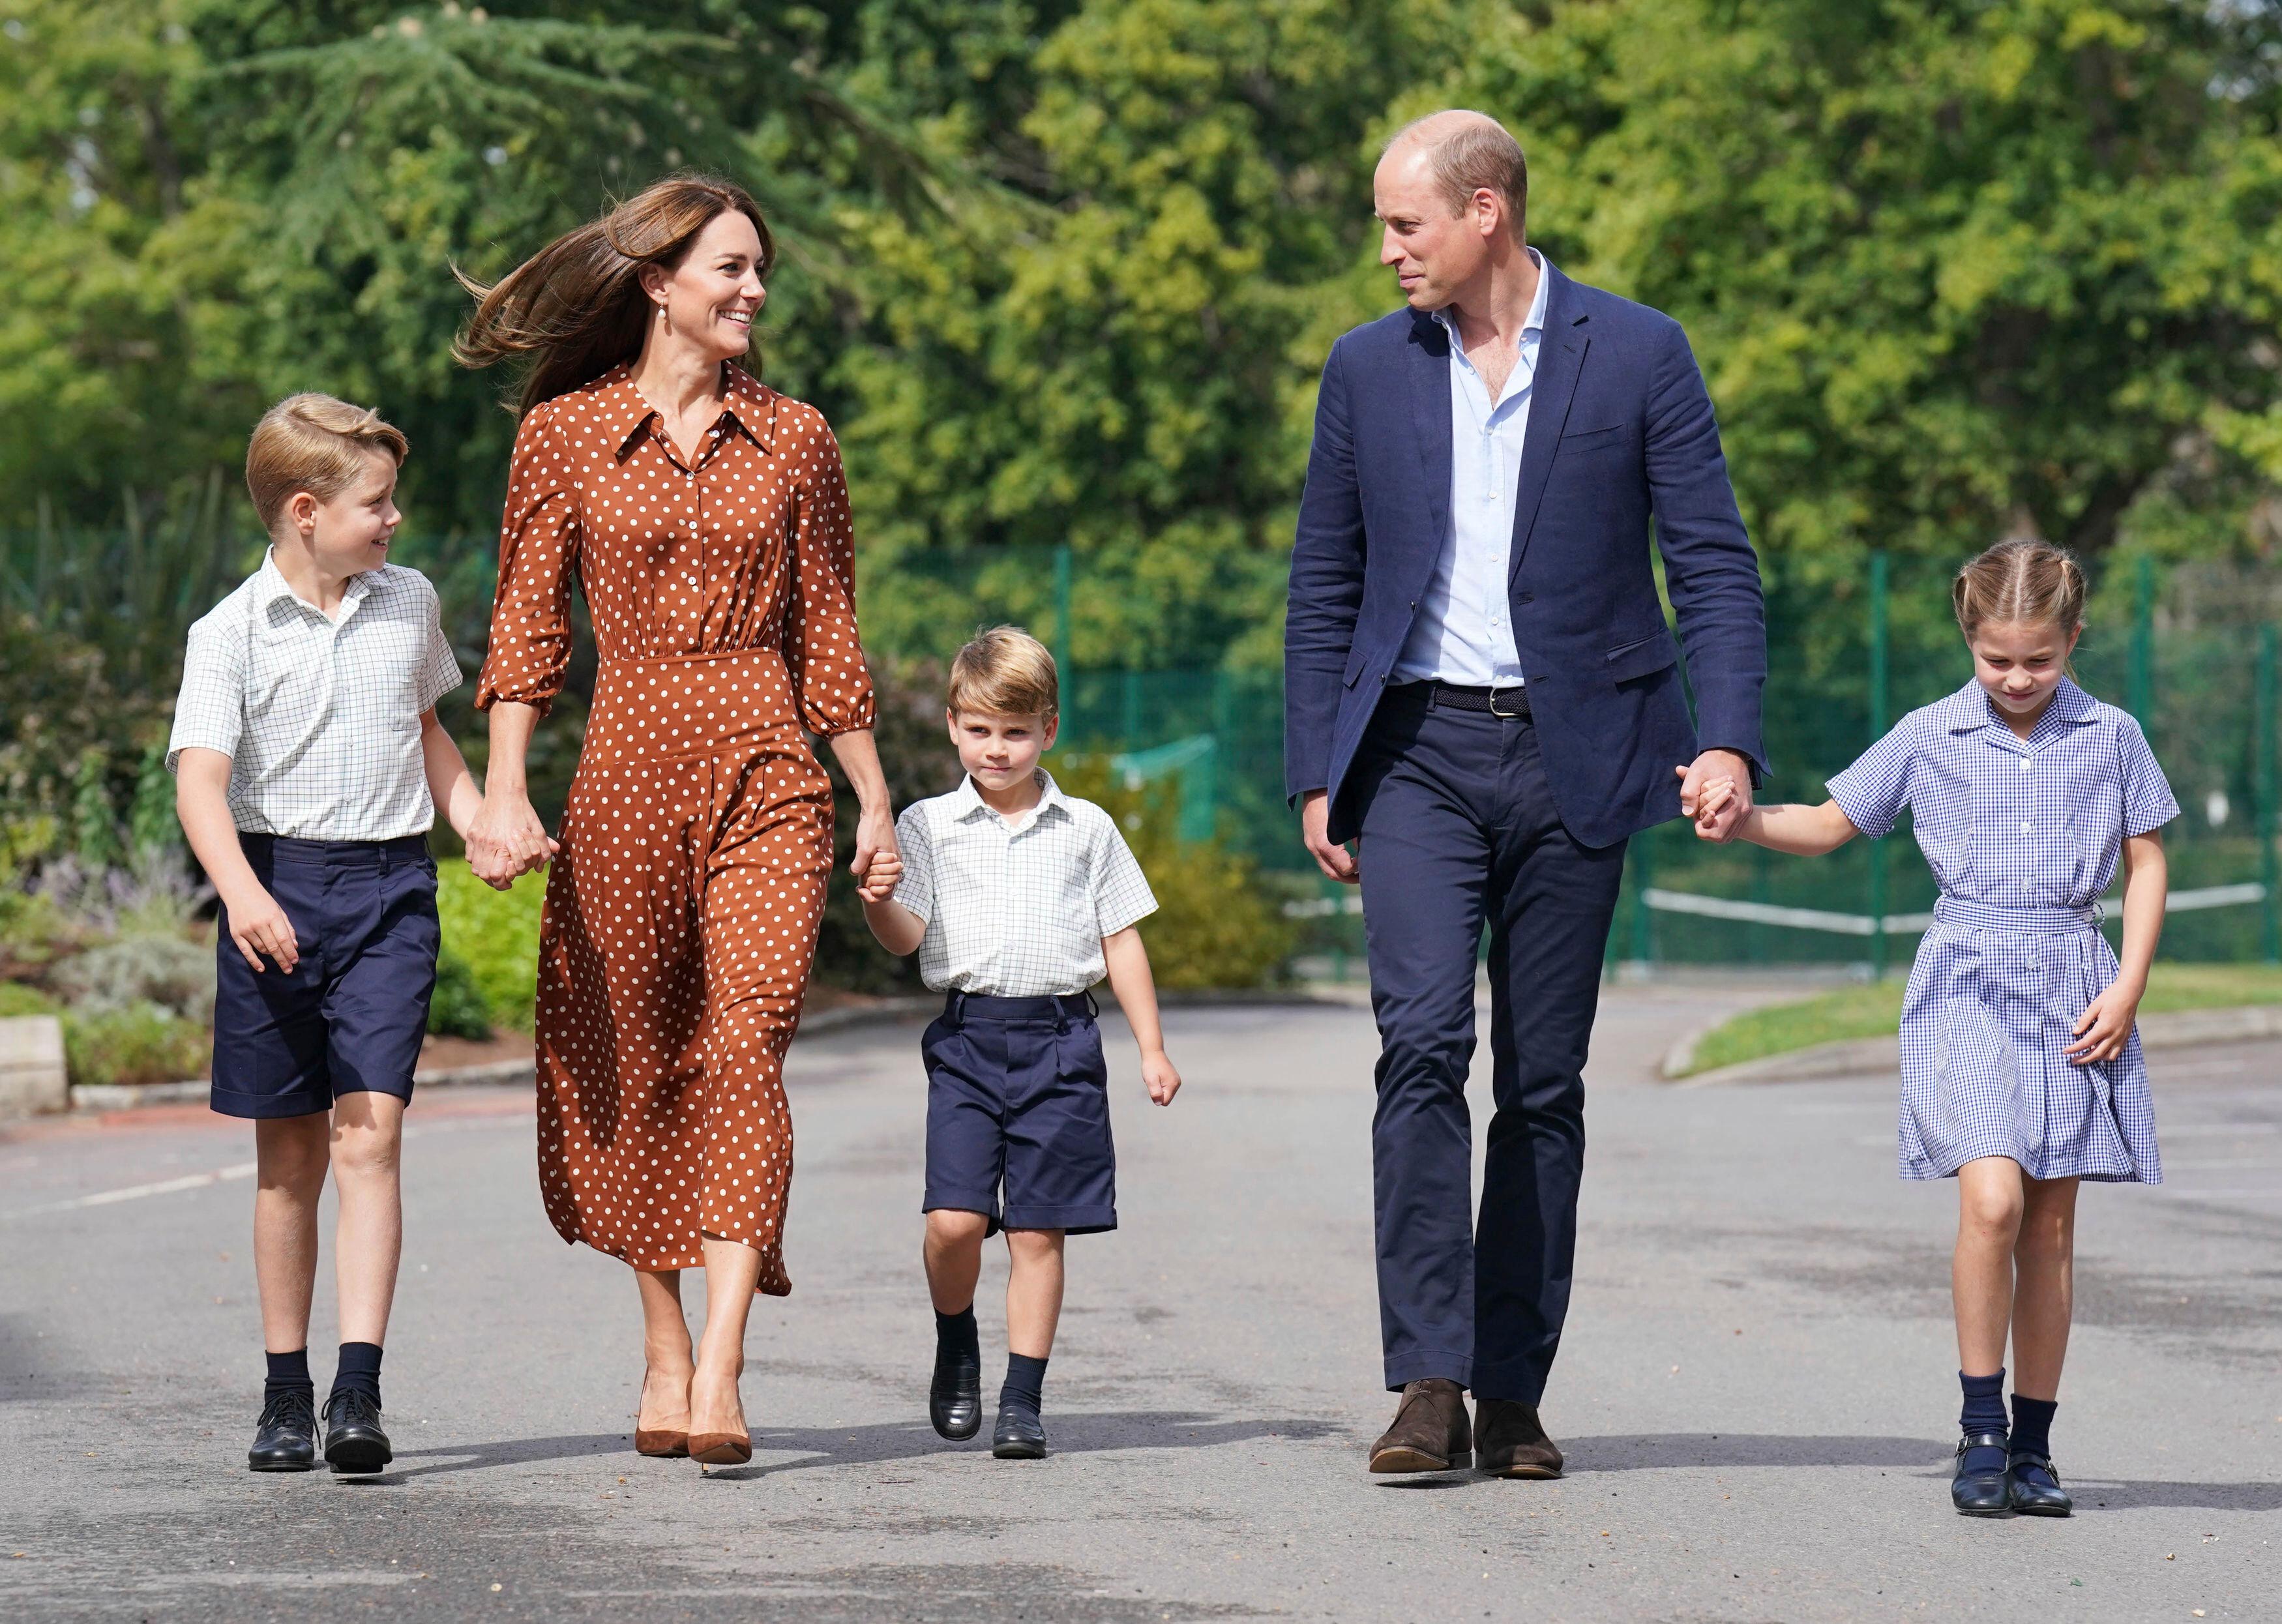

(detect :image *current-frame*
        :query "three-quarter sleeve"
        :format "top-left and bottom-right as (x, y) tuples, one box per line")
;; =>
(475, 402), (580, 716)
(1826, 718), (1919, 840)
(781, 411), (877, 736)
(2116, 715), (2182, 837)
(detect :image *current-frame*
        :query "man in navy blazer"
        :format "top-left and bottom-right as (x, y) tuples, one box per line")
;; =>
(1285, 111), (1767, 1479)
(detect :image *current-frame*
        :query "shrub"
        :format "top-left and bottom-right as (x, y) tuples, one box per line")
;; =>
(52, 934), (216, 1025)
(436, 864), (544, 1031)
(427, 949), (495, 1041)
(0, 981), (61, 1017)
(63, 1000), (207, 1087)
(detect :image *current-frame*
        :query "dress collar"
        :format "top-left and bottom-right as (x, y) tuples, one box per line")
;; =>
(1939, 675), (2098, 742)
(594, 361), (778, 461)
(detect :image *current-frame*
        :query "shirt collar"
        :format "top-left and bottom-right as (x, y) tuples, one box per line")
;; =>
(952, 768), (1065, 831)
(1432, 246), (1550, 347)
(256, 547), (376, 619)
(595, 361), (778, 461)
(1940, 675), (2099, 736)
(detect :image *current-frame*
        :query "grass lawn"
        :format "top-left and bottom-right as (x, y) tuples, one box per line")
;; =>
(1679, 962), (2282, 1078)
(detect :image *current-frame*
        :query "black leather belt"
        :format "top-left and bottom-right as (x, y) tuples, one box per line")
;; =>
(1427, 682), (1531, 718)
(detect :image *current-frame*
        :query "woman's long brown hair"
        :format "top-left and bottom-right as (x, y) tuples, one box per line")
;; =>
(452, 174), (775, 415)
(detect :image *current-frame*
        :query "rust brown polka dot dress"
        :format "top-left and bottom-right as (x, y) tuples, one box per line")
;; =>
(476, 362), (875, 1297)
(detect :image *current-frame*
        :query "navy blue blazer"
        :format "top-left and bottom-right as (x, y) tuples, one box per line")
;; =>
(1284, 265), (1768, 849)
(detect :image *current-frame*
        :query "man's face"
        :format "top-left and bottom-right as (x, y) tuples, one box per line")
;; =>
(1374, 143), (1492, 310)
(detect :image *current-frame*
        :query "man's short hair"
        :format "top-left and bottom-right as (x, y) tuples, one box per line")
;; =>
(1386, 111), (1528, 243)
(245, 393), (408, 537)
(948, 625), (1059, 718)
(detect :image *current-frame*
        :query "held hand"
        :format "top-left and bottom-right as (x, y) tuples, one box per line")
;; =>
(1299, 790), (1357, 885)
(1140, 1049), (1182, 1106)
(467, 791), (557, 891)
(1678, 752), (1754, 844)
(220, 881), (299, 973)
(857, 848), (903, 903)
(2066, 979), (2143, 1065)
(1682, 770), (1740, 839)
(850, 804), (898, 893)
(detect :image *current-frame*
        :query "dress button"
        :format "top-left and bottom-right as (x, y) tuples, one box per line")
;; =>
(2019, 821), (2032, 834)
(2019, 758), (2030, 772)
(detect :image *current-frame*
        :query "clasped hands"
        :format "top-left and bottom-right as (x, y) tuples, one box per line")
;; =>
(1678, 750), (1755, 843)
(465, 792), (559, 891)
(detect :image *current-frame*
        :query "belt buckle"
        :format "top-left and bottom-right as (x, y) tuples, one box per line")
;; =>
(1489, 687), (1524, 718)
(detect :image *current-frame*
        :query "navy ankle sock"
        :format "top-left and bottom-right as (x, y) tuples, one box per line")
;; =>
(935, 1307), (979, 1363)
(1959, 1370), (2008, 1473)
(263, 1348), (312, 1404)
(2010, 1395), (2058, 1462)
(1000, 1353), (1048, 1419)
(333, 1342), (384, 1407)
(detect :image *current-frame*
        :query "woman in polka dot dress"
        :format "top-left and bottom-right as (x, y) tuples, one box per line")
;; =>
(456, 176), (899, 1466)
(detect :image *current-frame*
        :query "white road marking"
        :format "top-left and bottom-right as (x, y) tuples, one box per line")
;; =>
(7, 1162), (258, 1218)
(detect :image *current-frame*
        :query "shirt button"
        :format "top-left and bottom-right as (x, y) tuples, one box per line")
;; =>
(2019, 758), (2030, 772)
(2019, 821), (2032, 834)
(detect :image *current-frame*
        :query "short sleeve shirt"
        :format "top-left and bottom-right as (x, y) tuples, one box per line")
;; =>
(892, 770), (1159, 996)
(167, 554), (462, 840)
(1826, 677), (2179, 907)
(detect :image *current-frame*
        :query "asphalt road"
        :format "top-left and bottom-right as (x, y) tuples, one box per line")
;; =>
(3, 981), (2277, 1621)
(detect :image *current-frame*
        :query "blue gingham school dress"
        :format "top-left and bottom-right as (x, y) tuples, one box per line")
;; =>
(1827, 677), (2180, 1183)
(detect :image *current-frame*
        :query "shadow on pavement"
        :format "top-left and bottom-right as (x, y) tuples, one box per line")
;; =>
(1560, 1432), (1946, 1471)
(381, 1412), (1337, 1484)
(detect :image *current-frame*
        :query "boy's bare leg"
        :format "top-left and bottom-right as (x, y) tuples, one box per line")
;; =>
(635, 1269), (694, 1436)
(253, 1114), (332, 1353)
(925, 1209), (989, 1312)
(2009, 1174), (2079, 1400)
(690, 1234), (761, 1453)
(1951, 1156), (2024, 1376)
(1004, 1228), (1065, 1359)
(329, 1093), (406, 1347)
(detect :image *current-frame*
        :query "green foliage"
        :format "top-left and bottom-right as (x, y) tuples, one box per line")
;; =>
(62, 999), (207, 1086)
(427, 947), (496, 1041)
(436, 863), (544, 1031)
(1052, 757), (1292, 990)
(0, 981), (62, 1017)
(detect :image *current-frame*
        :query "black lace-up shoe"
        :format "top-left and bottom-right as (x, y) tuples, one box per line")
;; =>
(321, 1389), (393, 1475)
(248, 1388), (317, 1472)
(2008, 1451), (2073, 1516)
(1951, 1432), (2011, 1515)
(991, 1404), (1047, 1459)
(930, 1344), (983, 1441)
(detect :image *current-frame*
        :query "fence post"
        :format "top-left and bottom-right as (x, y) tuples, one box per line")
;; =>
(1053, 542), (1073, 690)
(1867, 550), (1889, 979)
(2129, 554), (2155, 725)
(2260, 623), (2279, 965)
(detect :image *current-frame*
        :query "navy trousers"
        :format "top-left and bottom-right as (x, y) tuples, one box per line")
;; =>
(1350, 686), (1628, 1402)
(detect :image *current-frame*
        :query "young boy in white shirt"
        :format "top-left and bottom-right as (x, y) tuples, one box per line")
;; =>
(862, 627), (1181, 1458)
(170, 394), (482, 1475)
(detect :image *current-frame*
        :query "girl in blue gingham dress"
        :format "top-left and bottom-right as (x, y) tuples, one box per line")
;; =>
(1697, 540), (2177, 1521)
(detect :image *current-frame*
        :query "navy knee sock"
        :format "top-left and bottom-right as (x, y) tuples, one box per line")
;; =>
(936, 1307), (979, 1363)
(333, 1342), (384, 1407)
(1000, 1353), (1048, 1419)
(2011, 1394), (2058, 1479)
(263, 1348), (312, 1405)
(1959, 1370), (2008, 1473)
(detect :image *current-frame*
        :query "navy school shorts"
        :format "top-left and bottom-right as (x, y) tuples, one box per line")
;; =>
(209, 834), (439, 1120)
(922, 991), (1118, 1235)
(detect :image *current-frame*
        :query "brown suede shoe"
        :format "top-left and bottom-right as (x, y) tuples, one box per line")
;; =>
(1369, 1379), (1473, 1473)
(1475, 1398), (1563, 1479)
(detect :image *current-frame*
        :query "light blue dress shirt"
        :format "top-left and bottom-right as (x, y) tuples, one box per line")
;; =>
(1390, 248), (1550, 688)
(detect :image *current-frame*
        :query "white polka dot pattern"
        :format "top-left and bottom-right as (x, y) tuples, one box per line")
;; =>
(475, 362), (876, 1296)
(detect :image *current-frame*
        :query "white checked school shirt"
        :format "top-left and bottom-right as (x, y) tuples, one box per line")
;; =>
(891, 771), (1159, 996)
(1390, 246), (1550, 688)
(167, 551), (464, 840)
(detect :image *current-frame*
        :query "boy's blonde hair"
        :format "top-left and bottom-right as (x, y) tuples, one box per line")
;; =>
(245, 393), (408, 538)
(948, 625), (1058, 718)
(1952, 538), (2088, 637)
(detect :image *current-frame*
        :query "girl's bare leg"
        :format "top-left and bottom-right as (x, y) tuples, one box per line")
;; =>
(1004, 1229), (1066, 1361)
(635, 1269), (694, 1432)
(253, 1114), (331, 1353)
(329, 1093), (406, 1346)
(1952, 1156), (2025, 1375)
(690, 1235), (762, 1440)
(925, 1209), (989, 1313)
(2009, 1174), (2079, 1400)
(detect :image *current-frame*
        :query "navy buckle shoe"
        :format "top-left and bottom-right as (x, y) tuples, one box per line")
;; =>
(2008, 1450), (2073, 1516)
(321, 1389), (393, 1475)
(1951, 1431), (2011, 1516)
(929, 1344), (983, 1441)
(248, 1387), (317, 1472)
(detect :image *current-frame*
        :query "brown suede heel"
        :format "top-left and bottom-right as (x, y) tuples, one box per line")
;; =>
(634, 1429), (689, 1458)
(689, 1431), (752, 1466)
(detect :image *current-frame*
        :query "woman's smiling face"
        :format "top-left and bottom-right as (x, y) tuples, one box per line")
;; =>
(645, 209), (766, 361)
